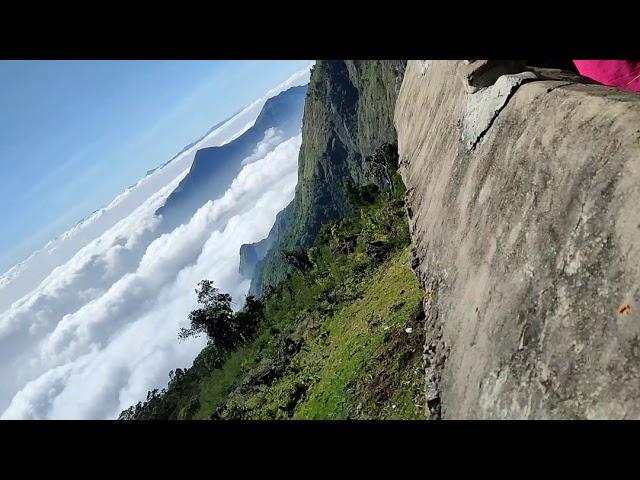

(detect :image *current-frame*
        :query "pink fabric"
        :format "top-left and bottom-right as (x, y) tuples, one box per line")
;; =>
(573, 60), (640, 92)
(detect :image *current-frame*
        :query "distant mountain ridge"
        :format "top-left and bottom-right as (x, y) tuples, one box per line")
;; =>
(145, 109), (244, 177)
(238, 206), (290, 282)
(156, 85), (308, 230)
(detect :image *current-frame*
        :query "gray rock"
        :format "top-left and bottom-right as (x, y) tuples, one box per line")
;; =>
(396, 60), (640, 419)
(418, 60), (432, 77)
(462, 71), (537, 150)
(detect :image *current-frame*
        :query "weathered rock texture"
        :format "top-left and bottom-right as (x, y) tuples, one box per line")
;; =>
(395, 60), (640, 419)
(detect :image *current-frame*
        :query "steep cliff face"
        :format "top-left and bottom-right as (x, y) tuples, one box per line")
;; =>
(238, 206), (290, 281)
(396, 60), (640, 419)
(249, 60), (406, 294)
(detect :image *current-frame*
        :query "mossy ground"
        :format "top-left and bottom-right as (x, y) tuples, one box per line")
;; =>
(291, 247), (424, 419)
(192, 247), (424, 420)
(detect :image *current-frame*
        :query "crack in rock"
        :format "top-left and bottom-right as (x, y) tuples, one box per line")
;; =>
(545, 82), (576, 94)
(462, 71), (538, 151)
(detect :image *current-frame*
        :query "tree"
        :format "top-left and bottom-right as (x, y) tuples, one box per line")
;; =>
(179, 280), (237, 351)
(233, 295), (264, 343)
(364, 143), (399, 195)
(347, 180), (380, 207)
(280, 249), (314, 271)
(307, 247), (320, 267)
(179, 280), (265, 352)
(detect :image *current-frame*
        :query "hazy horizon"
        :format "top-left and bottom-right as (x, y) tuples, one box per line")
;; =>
(0, 60), (312, 274)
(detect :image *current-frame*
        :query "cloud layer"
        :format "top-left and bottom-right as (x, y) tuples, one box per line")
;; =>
(1, 133), (300, 419)
(0, 64), (312, 313)
(0, 65), (311, 419)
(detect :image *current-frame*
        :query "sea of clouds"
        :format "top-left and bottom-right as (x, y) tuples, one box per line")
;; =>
(0, 65), (311, 419)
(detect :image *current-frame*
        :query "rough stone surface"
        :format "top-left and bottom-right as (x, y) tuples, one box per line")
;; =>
(395, 60), (640, 419)
(462, 71), (537, 150)
(418, 60), (432, 77)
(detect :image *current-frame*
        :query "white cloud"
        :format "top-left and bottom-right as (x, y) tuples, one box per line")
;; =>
(0, 63), (312, 419)
(0, 133), (301, 419)
(241, 128), (284, 166)
(0, 64), (312, 314)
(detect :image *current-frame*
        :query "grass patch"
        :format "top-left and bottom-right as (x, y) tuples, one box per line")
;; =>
(293, 247), (424, 419)
(191, 343), (258, 419)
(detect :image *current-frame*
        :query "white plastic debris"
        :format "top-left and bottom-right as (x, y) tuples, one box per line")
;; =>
(405, 327), (413, 334)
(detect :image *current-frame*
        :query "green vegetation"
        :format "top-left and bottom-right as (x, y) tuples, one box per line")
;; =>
(120, 145), (426, 420)
(178, 280), (262, 351)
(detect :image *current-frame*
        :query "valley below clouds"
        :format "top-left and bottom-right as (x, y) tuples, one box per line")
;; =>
(0, 68), (309, 419)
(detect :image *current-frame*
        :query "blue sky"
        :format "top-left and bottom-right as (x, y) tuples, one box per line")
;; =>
(0, 60), (310, 273)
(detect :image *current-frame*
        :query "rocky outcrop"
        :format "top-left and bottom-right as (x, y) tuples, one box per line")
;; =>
(396, 60), (640, 419)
